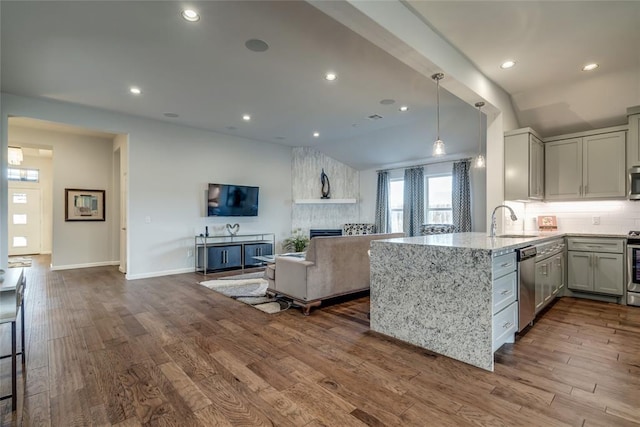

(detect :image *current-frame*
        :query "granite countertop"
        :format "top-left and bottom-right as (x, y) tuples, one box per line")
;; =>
(378, 231), (627, 253)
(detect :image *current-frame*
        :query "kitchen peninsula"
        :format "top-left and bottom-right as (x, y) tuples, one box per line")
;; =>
(369, 232), (561, 372)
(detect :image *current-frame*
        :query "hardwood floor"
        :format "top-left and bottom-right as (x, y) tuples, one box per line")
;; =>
(1, 255), (639, 426)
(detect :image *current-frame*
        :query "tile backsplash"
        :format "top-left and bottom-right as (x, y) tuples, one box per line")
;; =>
(504, 200), (640, 235)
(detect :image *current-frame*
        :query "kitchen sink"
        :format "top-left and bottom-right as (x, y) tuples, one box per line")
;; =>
(495, 234), (539, 238)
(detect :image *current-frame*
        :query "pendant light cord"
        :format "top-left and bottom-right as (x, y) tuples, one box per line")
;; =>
(436, 78), (440, 140)
(475, 101), (485, 155)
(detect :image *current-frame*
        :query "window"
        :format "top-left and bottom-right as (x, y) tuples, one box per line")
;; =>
(13, 214), (27, 225)
(13, 236), (27, 248)
(8, 167), (39, 182)
(389, 179), (404, 233)
(425, 175), (453, 224)
(387, 174), (453, 233)
(12, 193), (27, 204)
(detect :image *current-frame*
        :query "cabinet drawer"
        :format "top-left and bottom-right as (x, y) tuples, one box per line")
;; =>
(493, 301), (518, 352)
(567, 238), (623, 253)
(492, 252), (517, 279)
(493, 271), (517, 314)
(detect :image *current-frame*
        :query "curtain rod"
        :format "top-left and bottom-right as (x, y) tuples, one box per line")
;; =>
(376, 157), (472, 173)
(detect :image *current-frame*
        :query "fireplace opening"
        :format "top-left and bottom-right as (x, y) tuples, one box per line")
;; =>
(309, 229), (342, 239)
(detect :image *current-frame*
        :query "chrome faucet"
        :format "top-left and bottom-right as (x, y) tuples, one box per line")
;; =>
(490, 205), (518, 238)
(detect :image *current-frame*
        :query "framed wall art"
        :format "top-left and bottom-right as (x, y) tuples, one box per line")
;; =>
(65, 189), (105, 221)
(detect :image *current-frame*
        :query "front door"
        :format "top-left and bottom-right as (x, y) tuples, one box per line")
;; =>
(8, 187), (42, 256)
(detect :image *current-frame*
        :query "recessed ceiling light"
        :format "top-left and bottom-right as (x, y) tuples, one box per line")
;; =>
(582, 63), (599, 71)
(242, 114), (251, 121)
(226, 126), (237, 131)
(325, 72), (337, 81)
(163, 112), (179, 118)
(182, 9), (200, 22)
(380, 99), (395, 105)
(313, 132), (320, 138)
(129, 87), (141, 95)
(399, 106), (409, 112)
(500, 60), (516, 69)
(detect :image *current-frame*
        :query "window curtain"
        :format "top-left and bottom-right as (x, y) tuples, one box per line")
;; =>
(374, 171), (389, 233)
(452, 160), (472, 232)
(403, 167), (424, 237)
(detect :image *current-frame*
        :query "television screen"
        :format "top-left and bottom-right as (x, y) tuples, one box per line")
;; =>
(207, 183), (259, 217)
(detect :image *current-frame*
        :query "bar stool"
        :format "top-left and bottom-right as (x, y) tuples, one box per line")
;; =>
(0, 268), (26, 411)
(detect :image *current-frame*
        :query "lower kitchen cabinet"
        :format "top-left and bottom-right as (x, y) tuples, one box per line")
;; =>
(535, 252), (565, 313)
(567, 238), (624, 296)
(492, 251), (518, 351)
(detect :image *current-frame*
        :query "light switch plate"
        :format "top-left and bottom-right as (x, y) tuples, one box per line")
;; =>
(592, 216), (600, 225)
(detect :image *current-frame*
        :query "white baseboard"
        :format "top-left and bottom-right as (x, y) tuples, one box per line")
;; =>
(51, 260), (121, 271)
(126, 267), (195, 281)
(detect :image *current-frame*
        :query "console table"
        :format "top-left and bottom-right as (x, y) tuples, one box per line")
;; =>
(195, 233), (275, 274)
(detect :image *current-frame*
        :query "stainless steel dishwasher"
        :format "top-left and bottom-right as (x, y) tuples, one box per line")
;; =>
(517, 246), (537, 332)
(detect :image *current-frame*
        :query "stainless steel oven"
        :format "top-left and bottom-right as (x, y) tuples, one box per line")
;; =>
(629, 166), (640, 200)
(627, 231), (640, 306)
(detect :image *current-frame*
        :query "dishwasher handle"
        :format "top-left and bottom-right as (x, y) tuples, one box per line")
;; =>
(517, 246), (537, 262)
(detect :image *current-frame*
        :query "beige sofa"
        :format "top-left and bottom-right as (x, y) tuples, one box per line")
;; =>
(265, 233), (404, 314)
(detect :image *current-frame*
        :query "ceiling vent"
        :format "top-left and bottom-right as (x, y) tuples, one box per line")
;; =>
(367, 114), (383, 121)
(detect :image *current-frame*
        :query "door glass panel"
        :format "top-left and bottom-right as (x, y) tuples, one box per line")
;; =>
(13, 236), (27, 247)
(12, 214), (27, 225)
(12, 193), (27, 204)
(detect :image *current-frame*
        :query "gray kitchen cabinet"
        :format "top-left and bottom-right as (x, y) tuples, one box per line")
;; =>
(545, 131), (626, 200)
(627, 106), (640, 168)
(583, 132), (626, 198)
(568, 252), (592, 292)
(551, 253), (565, 296)
(504, 128), (544, 201)
(592, 253), (624, 295)
(545, 138), (582, 200)
(567, 237), (624, 296)
(491, 251), (518, 352)
(535, 252), (564, 314)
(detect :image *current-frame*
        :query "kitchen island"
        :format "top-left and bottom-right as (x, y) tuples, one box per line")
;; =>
(369, 232), (560, 371)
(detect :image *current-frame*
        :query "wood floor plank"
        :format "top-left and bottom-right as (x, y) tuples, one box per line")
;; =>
(6, 255), (640, 426)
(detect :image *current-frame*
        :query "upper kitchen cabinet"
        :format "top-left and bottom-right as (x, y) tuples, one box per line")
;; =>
(545, 138), (582, 200)
(504, 128), (544, 201)
(545, 128), (626, 200)
(628, 105), (640, 168)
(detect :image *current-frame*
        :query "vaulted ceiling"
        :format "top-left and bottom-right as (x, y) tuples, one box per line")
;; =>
(2, 1), (638, 170)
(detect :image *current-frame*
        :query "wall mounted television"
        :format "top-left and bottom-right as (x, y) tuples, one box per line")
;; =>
(207, 183), (259, 217)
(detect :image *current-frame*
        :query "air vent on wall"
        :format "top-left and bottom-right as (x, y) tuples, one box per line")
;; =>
(367, 114), (383, 121)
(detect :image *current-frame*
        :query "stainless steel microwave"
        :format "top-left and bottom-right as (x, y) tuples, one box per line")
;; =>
(630, 166), (640, 200)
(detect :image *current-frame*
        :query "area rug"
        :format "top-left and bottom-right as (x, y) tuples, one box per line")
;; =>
(199, 276), (291, 314)
(8, 256), (32, 268)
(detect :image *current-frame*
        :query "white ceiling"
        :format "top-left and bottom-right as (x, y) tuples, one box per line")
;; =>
(407, 0), (640, 136)
(2, 1), (639, 169)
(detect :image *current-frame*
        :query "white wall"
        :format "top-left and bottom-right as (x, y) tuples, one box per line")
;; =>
(7, 152), (53, 253)
(2, 93), (293, 279)
(291, 147), (359, 236)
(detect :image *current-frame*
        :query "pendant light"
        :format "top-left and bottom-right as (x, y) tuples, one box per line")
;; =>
(474, 102), (486, 168)
(431, 73), (445, 156)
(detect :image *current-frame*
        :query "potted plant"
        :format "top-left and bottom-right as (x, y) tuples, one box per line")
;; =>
(283, 228), (310, 253)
